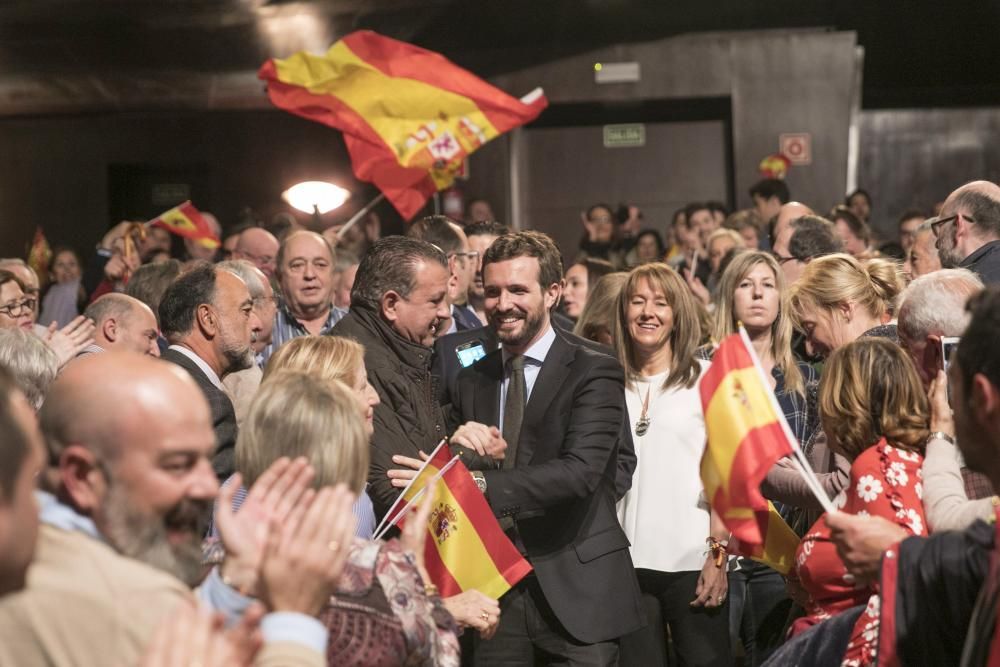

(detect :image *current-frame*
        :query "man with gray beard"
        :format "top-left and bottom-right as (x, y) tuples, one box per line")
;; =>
(158, 262), (262, 479)
(0, 353), (355, 666)
(934, 180), (1000, 285)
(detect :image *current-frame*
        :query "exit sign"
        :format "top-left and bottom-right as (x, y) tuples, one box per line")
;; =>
(603, 124), (645, 148)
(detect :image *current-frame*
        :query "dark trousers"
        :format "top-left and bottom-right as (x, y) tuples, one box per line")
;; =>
(473, 576), (619, 667)
(619, 569), (732, 667)
(728, 561), (792, 666)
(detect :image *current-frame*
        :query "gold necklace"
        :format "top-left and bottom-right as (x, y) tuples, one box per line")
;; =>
(635, 382), (652, 436)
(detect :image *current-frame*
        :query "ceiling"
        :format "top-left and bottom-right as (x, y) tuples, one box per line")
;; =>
(0, 0), (997, 115)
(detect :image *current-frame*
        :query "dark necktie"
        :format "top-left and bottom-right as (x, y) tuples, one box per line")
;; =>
(502, 355), (526, 470)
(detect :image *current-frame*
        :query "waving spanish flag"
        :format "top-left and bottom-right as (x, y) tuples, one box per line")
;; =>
(382, 443), (532, 599)
(149, 201), (219, 248)
(699, 330), (800, 571)
(259, 30), (548, 220)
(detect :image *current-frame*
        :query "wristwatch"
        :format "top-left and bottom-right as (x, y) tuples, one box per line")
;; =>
(929, 431), (956, 446)
(471, 470), (487, 493)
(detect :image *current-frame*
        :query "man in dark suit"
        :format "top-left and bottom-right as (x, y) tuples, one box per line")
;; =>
(434, 323), (637, 501)
(157, 263), (260, 479)
(449, 231), (643, 665)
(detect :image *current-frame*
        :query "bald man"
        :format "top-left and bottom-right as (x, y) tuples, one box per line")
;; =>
(935, 180), (1000, 285)
(769, 201), (814, 252)
(81, 293), (160, 357)
(0, 353), (348, 666)
(233, 227), (280, 278)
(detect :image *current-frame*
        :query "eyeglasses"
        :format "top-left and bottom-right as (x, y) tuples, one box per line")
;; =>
(0, 298), (36, 317)
(450, 250), (480, 262)
(772, 253), (798, 265)
(930, 214), (960, 238)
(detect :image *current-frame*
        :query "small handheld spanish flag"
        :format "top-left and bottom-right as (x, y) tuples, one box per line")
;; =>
(259, 30), (548, 220)
(699, 329), (800, 573)
(148, 201), (219, 248)
(377, 442), (532, 600)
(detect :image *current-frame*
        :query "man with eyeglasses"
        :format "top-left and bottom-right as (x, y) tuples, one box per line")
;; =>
(232, 227), (280, 279)
(934, 180), (1000, 285)
(406, 215), (481, 334)
(260, 231), (345, 365)
(771, 214), (842, 283)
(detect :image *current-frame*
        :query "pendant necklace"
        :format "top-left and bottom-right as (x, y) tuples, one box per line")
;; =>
(635, 382), (652, 436)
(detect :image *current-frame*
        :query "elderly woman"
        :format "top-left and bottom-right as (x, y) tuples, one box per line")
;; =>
(257, 336), (500, 642)
(216, 370), (461, 666)
(790, 253), (904, 359)
(613, 263), (732, 666)
(707, 251), (819, 665)
(0, 269), (92, 366)
(784, 338), (929, 667)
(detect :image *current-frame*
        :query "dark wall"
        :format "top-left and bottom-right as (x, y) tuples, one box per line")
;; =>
(0, 110), (402, 261)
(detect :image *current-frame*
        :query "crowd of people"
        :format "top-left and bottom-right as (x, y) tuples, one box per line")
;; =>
(0, 177), (999, 666)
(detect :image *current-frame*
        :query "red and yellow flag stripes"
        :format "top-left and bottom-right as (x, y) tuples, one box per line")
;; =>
(699, 330), (800, 563)
(149, 201), (219, 248)
(259, 30), (547, 220)
(396, 446), (532, 599)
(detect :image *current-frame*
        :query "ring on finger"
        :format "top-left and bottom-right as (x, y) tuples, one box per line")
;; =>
(480, 611), (490, 622)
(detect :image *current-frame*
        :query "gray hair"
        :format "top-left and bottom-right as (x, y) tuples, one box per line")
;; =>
(0, 328), (59, 409)
(897, 268), (984, 342)
(217, 260), (265, 300)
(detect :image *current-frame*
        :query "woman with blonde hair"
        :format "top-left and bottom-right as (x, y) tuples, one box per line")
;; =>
(613, 263), (732, 666)
(264, 336), (379, 436)
(774, 338), (928, 667)
(258, 336), (501, 642)
(572, 271), (627, 346)
(708, 250), (819, 665)
(217, 370), (462, 667)
(791, 253), (905, 359)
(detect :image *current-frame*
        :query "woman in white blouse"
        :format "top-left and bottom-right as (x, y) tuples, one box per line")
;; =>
(613, 262), (731, 666)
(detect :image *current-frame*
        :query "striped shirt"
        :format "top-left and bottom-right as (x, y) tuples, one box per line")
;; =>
(213, 475), (377, 540)
(259, 302), (347, 365)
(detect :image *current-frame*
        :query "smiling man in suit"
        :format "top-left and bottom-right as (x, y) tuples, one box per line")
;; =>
(449, 230), (643, 665)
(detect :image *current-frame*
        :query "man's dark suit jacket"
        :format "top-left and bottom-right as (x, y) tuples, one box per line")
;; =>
(161, 348), (238, 480)
(435, 325), (637, 500)
(448, 327), (644, 645)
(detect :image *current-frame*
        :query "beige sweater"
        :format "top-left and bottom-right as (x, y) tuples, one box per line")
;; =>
(922, 436), (996, 532)
(0, 524), (323, 667)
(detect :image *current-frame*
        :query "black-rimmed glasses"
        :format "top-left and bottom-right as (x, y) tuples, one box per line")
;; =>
(0, 298), (36, 317)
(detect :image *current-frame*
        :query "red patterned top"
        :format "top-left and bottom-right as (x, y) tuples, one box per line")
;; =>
(791, 439), (925, 667)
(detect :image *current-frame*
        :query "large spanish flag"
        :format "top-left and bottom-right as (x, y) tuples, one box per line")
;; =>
(258, 30), (548, 220)
(699, 330), (800, 567)
(149, 201), (219, 248)
(395, 445), (532, 599)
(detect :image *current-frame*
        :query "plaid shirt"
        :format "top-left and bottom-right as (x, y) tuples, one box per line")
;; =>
(258, 301), (347, 366)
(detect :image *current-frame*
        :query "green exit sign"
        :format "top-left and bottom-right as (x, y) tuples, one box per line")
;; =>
(603, 124), (645, 148)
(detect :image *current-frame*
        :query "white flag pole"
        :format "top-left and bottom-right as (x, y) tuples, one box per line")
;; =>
(373, 455), (460, 540)
(371, 439), (447, 540)
(737, 326), (838, 515)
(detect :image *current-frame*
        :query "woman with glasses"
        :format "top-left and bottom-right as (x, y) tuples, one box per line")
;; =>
(0, 270), (36, 332)
(613, 263), (732, 667)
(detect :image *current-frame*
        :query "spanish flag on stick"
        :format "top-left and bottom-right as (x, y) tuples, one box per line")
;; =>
(259, 30), (548, 220)
(27, 227), (52, 286)
(149, 201), (220, 248)
(699, 329), (806, 574)
(376, 442), (532, 599)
